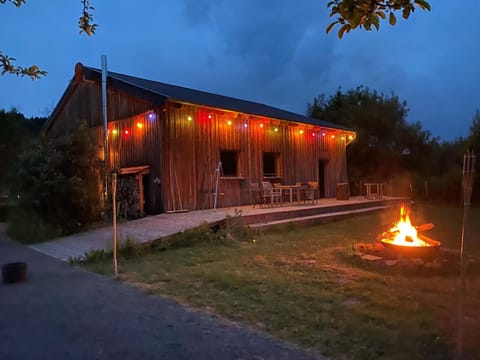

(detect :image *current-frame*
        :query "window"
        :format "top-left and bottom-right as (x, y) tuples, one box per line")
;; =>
(263, 152), (278, 177)
(220, 150), (238, 176)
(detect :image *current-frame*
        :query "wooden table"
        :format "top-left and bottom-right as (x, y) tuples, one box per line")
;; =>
(274, 185), (303, 203)
(364, 182), (384, 200)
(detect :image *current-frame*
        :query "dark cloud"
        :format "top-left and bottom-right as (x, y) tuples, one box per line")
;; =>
(182, 0), (327, 83)
(1, 0), (479, 140)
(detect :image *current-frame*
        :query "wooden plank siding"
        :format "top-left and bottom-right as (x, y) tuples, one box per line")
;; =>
(47, 82), (153, 138)
(161, 102), (349, 212)
(46, 78), (351, 214)
(106, 109), (164, 213)
(45, 81), (165, 213)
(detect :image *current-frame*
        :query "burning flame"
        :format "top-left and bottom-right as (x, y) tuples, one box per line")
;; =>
(386, 206), (430, 247)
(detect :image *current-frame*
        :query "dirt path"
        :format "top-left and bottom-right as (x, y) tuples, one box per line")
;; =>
(0, 224), (324, 360)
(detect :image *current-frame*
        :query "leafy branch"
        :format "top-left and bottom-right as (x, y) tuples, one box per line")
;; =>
(1, 0), (98, 79)
(78, 0), (97, 36)
(0, 0), (26, 6)
(0, 52), (48, 79)
(327, 0), (431, 38)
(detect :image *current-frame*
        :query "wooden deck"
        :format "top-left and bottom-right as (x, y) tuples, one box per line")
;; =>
(29, 196), (408, 262)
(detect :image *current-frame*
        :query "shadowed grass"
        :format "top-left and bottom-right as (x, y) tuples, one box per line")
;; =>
(81, 203), (480, 359)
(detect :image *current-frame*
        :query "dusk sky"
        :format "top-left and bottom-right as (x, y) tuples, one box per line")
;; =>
(1, 0), (479, 141)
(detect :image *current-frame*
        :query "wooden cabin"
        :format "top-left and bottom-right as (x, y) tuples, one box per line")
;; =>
(43, 63), (356, 215)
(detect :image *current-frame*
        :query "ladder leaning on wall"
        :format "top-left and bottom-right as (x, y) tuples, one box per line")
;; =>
(213, 161), (223, 210)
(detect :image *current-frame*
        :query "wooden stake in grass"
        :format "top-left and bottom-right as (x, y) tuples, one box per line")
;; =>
(112, 172), (118, 277)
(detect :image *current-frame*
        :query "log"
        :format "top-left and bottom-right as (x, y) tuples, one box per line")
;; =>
(416, 223), (434, 232)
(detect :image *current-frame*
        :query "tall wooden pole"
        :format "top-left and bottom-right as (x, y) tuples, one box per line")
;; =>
(112, 172), (118, 277)
(457, 149), (476, 358)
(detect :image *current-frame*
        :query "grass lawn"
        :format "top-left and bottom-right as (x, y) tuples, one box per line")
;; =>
(82, 203), (480, 359)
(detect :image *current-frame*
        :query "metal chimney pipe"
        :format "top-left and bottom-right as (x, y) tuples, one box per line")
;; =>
(101, 55), (109, 199)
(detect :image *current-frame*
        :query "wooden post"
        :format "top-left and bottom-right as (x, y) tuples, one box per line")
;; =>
(457, 149), (476, 359)
(112, 172), (118, 277)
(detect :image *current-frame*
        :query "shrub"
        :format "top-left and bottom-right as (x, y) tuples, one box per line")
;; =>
(0, 204), (12, 222)
(216, 210), (254, 242)
(7, 207), (59, 243)
(8, 123), (104, 240)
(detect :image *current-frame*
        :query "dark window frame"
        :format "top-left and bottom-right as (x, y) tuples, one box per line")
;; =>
(263, 152), (279, 177)
(220, 150), (239, 177)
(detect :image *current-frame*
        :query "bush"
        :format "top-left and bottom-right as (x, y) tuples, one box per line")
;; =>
(425, 168), (463, 204)
(7, 207), (59, 243)
(217, 211), (254, 242)
(8, 123), (103, 239)
(0, 204), (12, 222)
(151, 222), (218, 250)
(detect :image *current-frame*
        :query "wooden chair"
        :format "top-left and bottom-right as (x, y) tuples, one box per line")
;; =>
(249, 183), (263, 207)
(296, 182), (315, 204)
(308, 181), (319, 201)
(261, 181), (282, 206)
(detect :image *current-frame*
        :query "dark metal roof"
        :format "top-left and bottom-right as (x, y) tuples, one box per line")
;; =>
(83, 65), (352, 132)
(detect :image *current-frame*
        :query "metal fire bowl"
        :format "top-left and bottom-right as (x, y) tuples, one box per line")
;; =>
(380, 234), (442, 259)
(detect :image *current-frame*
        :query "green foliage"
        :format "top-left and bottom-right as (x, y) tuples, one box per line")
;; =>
(7, 206), (59, 243)
(327, 0), (431, 38)
(78, 0), (98, 36)
(307, 87), (477, 203)
(0, 52), (47, 79)
(0, 204), (12, 221)
(8, 123), (103, 238)
(73, 214), (255, 265)
(71, 236), (147, 264)
(308, 87), (437, 194)
(0, 108), (47, 193)
(147, 213), (254, 252)
(425, 167), (463, 203)
(119, 236), (148, 259)
(0, 0), (96, 79)
(467, 110), (480, 202)
(0, 0), (26, 6)
(216, 210), (254, 242)
(71, 248), (109, 264)
(468, 110), (480, 155)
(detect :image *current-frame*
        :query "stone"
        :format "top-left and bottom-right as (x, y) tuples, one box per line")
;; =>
(424, 261), (441, 269)
(384, 259), (399, 267)
(411, 258), (425, 266)
(360, 254), (383, 262)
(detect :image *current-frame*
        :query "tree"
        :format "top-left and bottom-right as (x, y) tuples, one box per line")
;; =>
(326, 0), (431, 38)
(467, 110), (480, 201)
(308, 86), (436, 194)
(467, 110), (480, 154)
(0, 108), (46, 193)
(0, 0), (97, 79)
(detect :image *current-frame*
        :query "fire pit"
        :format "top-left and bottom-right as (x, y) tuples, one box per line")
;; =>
(377, 206), (442, 259)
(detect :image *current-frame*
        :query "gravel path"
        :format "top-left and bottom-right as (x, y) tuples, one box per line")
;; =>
(0, 225), (325, 360)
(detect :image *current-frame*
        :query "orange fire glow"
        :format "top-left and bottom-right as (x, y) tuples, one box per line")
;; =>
(385, 206), (430, 247)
